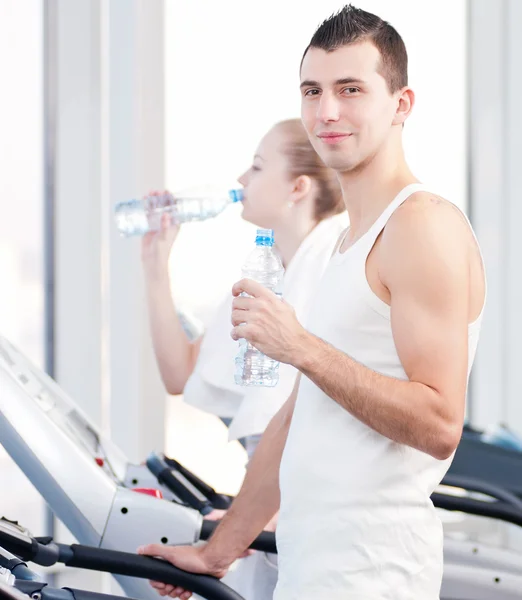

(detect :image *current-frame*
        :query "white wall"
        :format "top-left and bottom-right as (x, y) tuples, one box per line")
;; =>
(468, 0), (522, 432)
(0, 0), (46, 536)
(165, 0), (468, 323)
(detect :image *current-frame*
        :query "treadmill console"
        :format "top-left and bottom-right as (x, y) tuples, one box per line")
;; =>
(0, 336), (126, 484)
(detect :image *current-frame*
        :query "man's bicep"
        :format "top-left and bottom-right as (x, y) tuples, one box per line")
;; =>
(391, 278), (468, 400)
(384, 211), (470, 420)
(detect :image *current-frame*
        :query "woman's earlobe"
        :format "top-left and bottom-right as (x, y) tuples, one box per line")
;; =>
(291, 174), (313, 202)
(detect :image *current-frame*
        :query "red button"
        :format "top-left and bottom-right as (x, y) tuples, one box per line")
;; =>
(95, 457), (104, 467)
(132, 488), (163, 499)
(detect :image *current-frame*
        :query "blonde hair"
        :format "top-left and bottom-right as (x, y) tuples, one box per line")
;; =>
(276, 119), (345, 221)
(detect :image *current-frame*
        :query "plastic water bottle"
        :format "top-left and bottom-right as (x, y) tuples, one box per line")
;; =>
(234, 229), (284, 387)
(114, 188), (243, 237)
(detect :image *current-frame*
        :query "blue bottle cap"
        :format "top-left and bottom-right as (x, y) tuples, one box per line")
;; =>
(229, 189), (244, 203)
(255, 229), (274, 246)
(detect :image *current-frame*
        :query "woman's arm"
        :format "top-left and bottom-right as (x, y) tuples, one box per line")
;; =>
(142, 213), (203, 394)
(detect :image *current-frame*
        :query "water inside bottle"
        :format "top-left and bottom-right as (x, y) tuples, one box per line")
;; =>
(234, 340), (280, 387)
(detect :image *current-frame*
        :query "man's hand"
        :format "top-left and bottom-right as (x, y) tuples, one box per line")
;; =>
(137, 544), (228, 599)
(231, 278), (309, 364)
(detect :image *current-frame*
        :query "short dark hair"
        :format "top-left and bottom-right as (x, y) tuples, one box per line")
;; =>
(302, 4), (408, 93)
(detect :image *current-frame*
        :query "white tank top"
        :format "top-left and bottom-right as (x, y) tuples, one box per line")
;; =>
(274, 184), (485, 600)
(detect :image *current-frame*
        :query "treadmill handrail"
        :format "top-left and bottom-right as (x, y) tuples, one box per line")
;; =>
(200, 520), (277, 554)
(432, 492), (522, 528)
(146, 453), (214, 515)
(161, 456), (232, 510)
(162, 455), (218, 498)
(63, 545), (244, 600)
(440, 473), (522, 511)
(0, 527), (244, 600)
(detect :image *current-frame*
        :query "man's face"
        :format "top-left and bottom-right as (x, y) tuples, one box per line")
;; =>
(300, 41), (403, 173)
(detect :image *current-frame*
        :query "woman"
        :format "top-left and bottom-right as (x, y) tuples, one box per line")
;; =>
(142, 118), (346, 457)
(142, 119), (347, 599)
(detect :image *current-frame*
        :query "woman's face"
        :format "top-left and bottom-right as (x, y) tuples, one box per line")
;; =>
(238, 126), (295, 229)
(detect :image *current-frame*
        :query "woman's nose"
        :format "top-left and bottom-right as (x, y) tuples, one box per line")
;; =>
(237, 170), (249, 187)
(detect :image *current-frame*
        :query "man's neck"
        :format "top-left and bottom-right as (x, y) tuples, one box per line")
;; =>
(338, 141), (416, 242)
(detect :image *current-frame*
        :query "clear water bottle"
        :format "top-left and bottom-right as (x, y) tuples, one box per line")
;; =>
(114, 188), (244, 237)
(234, 229), (284, 387)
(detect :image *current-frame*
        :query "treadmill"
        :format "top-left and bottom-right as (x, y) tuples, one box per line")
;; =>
(0, 334), (208, 599)
(0, 334), (522, 599)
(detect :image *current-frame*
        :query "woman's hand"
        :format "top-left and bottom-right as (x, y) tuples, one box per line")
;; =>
(141, 191), (180, 282)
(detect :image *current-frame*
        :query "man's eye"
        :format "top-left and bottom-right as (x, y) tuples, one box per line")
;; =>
(251, 165), (261, 172)
(342, 87), (359, 95)
(304, 89), (320, 97)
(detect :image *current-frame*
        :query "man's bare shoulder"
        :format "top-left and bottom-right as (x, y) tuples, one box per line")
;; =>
(378, 191), (475, 288)
(382, 191), (473, 255)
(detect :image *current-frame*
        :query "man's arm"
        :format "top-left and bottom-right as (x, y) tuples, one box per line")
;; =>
(231, 198), (480, 461)
(203, 374), (299, 568)
(294, 199), (472, 459)
(137, 376), (299, 593)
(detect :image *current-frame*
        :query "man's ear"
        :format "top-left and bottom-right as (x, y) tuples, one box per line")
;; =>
(393, 87), (415, 126)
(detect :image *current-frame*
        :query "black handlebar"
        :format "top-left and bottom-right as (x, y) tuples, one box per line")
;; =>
(434, 472), (522, 527)
(146, 454), (215, 515)
(0, 524), (41, 566)
(63, 546), (244, 600)
(432, 492), (522, 528)
(162, 456), (232, 510)
(200, 521), (277, 554)
(440, 473), (522, 511)
(0, 520), (244, 600)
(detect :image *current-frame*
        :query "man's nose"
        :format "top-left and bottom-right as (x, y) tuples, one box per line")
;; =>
(317, 93), (340, 123)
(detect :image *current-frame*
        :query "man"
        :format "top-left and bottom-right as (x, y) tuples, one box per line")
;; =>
(139, 5), (486, 599)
